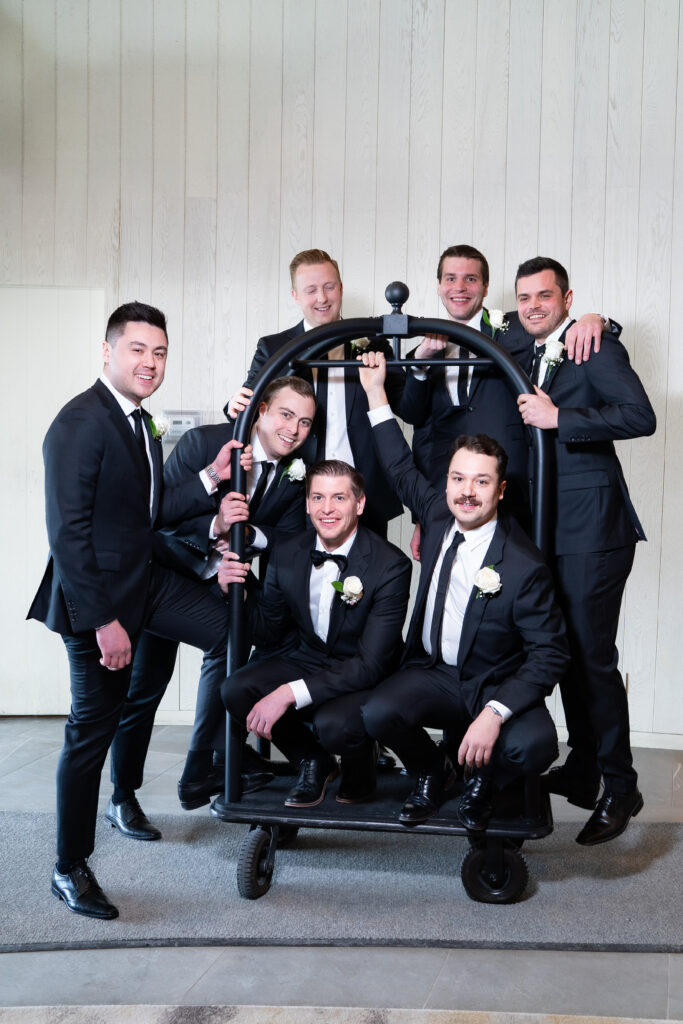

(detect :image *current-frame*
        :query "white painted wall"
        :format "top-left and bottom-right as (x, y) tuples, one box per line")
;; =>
(1, 0), (680, 744)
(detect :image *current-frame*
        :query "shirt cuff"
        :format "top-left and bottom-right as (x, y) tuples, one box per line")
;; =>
(486, 700), (512, 723)
(200, 468), (217, 495)
(250, 526), (267, 550)
(367, 404), (393, 427)
(288, 679), (312, 709)
(209, 515), (219, 540)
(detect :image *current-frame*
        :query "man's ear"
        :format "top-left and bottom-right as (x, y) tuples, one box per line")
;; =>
(102, 339), (111, 365)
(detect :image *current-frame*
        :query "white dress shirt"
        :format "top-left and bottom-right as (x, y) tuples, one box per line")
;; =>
(410, 307), (483, 405)
(534, 316), (571, 388)
(304, 323), (355, 467)
(99, 373), (154, 517)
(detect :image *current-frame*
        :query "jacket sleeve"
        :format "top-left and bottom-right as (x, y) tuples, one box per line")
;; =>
(370, 416), (442, 525)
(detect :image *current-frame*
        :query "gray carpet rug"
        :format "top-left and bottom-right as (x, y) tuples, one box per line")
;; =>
(1, 811), (680, 953)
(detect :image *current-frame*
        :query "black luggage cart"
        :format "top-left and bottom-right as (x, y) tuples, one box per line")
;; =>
(211, 282), (554, 904)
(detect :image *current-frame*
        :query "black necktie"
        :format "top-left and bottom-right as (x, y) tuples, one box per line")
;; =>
(314, 356), (328, 462)
(310, 550), (348, 572)
(427, 529), (465, 665)
(530, 344), (546, 386)
(131, 408), (151, 490)
(249, 461), (273, 514)
(457, 347), (470, 407)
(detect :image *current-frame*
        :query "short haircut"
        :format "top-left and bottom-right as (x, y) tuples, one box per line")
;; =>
(105, 301), (168, 344)
(289, 249), (341, 288)
(448, 434), (508, 483)
(306, 459), (365, 500)
(437, 245), (489, 285)
(515, 256), (570, 296)
(261, 375), (316, 408)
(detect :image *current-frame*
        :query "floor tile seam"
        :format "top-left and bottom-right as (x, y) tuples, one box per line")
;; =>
(179, 945), (238, 1001)
(421, 947), (455, 1009)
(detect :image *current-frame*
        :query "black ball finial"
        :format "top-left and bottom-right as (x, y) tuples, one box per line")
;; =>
(385, 281), (409, 313)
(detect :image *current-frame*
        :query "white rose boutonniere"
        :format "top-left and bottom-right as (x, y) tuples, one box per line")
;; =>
(150, 416), (169, 440)
(280, 458), (306, 484)
(351, 337), (371, 356)
(473, 566), (502, 600)
(332, 575), (364, 606)
(482, 308), (509, 336)
(543, 338), (565, 370)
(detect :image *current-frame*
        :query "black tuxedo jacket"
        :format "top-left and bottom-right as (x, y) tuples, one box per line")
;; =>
(228, 320), (406, 524)
(248, 525), (412, 706)
(517, 327), (656, 556)
(154, 422), (307, 578)
(372, 416), (569, 718)
(28, 380), (215, 637)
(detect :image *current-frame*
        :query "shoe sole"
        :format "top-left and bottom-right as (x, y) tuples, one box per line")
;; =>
(575, 794), (645, 846)
(51, 883), (119, 919)
(336, 789), (376, 804)
(104, 814), (161, 840)
(284, 767), (339, 808)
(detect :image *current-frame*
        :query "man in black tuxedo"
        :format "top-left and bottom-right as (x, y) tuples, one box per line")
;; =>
(108, 376), (316, 820)
(225, 248), (406, 537)
(358, 353), (569, 827)
(28, 302), (239, 920)
(220, 460), (412, 807)
(516, 257), (656, 845)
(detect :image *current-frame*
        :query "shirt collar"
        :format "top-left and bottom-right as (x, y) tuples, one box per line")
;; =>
(448, 515), (497, 550)
(250, 429), (269, 465)
(99, 373), (139, 418)
(535, 316), (571, 350)
(315, 529), (357, 558)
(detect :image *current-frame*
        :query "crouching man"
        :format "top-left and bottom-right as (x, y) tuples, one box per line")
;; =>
(220, 460), (411, 807)
(358, 353), (569, 828)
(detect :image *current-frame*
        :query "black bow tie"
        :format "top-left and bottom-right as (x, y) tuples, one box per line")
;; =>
(310, 550), (348, 572)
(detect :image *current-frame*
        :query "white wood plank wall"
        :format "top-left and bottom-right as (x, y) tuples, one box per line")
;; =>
(1, 0), (681, 746)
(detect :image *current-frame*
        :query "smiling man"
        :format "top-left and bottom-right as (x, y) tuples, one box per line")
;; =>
(28, 302), (240, 919)
(358, 352), (568, 828)
(109, 376), (316, 821)
(515, 256), (656, 846)
(220, 460), (411, 808)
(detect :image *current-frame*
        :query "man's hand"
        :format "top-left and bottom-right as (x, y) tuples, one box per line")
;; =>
(358, 350), (389, 408)
(246, 684), (296, 740)
(215, 492), (249, 536)
(458, 707), (503, 769)
(410, 522), (421, 562)
(95, 619), (131, 671)
(209, 440), (253, 483)
(414, 333), (448, 359)
(217, 550), (251, 594)
(517, 388), (559, 429)
(228, 386), (254, 419)
(564, 314), (605, 364)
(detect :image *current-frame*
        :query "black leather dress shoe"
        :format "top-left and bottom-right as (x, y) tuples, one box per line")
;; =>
(284, 755), (339, 807)
(337, 742), (379, 804)
(178, 767), (226, 810)
(51, 862), (118, 919)
(576, 788), (644, 846)
(398, 754), (456, 826)
(105, 796), (162, 840)
(542, 765), (600, 810)
(458, 774), (494, 831)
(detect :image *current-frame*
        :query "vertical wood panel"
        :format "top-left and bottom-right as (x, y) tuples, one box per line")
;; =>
(280, 0), (315, 275)
(0, 0), (24, 283)
(22, 0), (56, 284)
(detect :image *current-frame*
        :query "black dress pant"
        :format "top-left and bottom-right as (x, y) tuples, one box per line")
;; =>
(361, 662), (558, 784)
(56, 564), (227, 862)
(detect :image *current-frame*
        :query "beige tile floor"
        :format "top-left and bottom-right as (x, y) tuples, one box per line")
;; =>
(1, 716), (682, 1020)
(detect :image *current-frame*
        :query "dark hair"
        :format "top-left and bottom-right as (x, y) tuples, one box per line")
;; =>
(448, 434), (508, 483)
(105, 301), (168, 344)
(261, 376), (316, 408)
(515, 257), (570, 296)
(289, 249), (341, 288)
(437, 245), (489, 285)
(306, 459), (365, 500)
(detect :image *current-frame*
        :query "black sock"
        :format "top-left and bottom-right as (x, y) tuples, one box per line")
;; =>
(111, 788), (133, 805)
(56, 858), (85, 874)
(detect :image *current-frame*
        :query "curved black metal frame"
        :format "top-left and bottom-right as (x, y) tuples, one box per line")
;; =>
(222, 282), (549, 803)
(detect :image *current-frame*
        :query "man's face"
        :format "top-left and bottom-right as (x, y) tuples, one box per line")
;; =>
(446, 448), (505, 532)
(291, 261), (343, 327)
(102, 321), (168, 405)
(256, 387), (316, 462)
(437, 256), (489, 323)
(516, 269), (573, 340)
(306, 473), (365, 551)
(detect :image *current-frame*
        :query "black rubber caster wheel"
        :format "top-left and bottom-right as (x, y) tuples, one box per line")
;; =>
(460, 844), (529, 904)
(237, 827), (274, 899)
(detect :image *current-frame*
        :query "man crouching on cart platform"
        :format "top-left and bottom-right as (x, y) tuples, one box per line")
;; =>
(357, 352), (570, 829)
(219, 460), (412, 808)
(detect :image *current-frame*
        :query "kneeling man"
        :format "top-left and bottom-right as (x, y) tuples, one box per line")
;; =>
(359, 354), (569, 828)
(221, 460), (412, 807)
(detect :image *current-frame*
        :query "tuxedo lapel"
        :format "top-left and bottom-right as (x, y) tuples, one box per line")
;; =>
(456, 522), (506, 668)
(145, 412), (163, 521)
(325, 528), (371, 651)
(465, 314), (494, 405)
